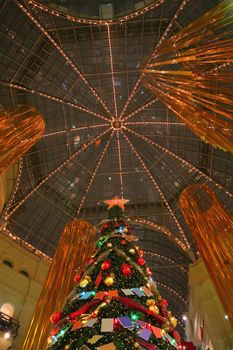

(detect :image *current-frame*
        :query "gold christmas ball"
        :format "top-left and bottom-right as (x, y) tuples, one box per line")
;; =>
(146, 299), (155, 306)
(134, 342), (140, 348)
(126, 257), (130, 261)
(107, 242), (113, 248)
(79, 278), (89, 288)
(169, 316), (177, 327)
(104, 275), (114, 286)
(124, 227), (128, 233)
(79, 275), (91, 288)
(149, 305), (159, 314)
(64, 345), (70, 349)
(129, 248), (135, 254)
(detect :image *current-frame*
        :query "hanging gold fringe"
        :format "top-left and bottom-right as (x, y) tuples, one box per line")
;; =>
(142, 2), (233, 153)
(0, 105), (45, 174)
(22, 220), (95, 350)
(180, 184), (233, 326)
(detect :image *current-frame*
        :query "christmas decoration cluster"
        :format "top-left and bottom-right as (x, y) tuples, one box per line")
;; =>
(47, 198), (181, 350)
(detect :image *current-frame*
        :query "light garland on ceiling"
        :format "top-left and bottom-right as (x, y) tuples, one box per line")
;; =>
(5, 127), (112, 219)
(121, 130), (190, 249)
(75, 130), (114, 218)
(123, 126), (233, 198)
(15, 0), (112, 118)
(26, 0), (166, 26)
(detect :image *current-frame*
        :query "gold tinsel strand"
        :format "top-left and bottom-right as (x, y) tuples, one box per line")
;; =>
(180, 184), (233, 326)
(142, 2), (233, 153)
(22, 220), (95, 350)
(0, 105), (45, 174)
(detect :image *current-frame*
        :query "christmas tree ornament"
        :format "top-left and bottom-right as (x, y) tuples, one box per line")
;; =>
(122, 263), (132, 276)
(101, 259), (111, 271)
(134, 342), (140, 348)
(50, 311), (62, 324)
(148, 305), (159, 314)
(121, 239), (126, 245)
(107, 242), (113, 248)
(160, 298), (168, 308)
(80, 276), (91, 288)
(169, 316), (178, 327)
(138, 257), (145, 266)
(104, 274), (114, 286)
(104, 196), (129, 210)
(139, 250), (144, 257)
(74, 273), (82, 285)
(146, 299), (156, 306)
(129, 248), (135, 254)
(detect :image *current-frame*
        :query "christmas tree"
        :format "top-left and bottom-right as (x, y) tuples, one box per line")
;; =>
(47, 198), (181, 350)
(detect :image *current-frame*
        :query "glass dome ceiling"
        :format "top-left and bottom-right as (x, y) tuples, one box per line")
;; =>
(0, 0), (232, 335)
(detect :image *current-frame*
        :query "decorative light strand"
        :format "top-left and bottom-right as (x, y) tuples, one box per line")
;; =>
(122, 129), (190, 248)
(130, 217), (187, 252)
(124, 126), (233, 198)
(2, 158), (23, 217)
(107, 25), (118, 118)
(75, 130), (114, 218)
(42, 124), (109, 138)
(27, 0), (166, 26)
(15, 0), (112, 118)
(120, 0), (189, 118)
(125, 121), (185, 126)
(0, 80), (110, 123)
(122, 98), (158, 122)
(120, 78), (142, 118)
(156, 281), (187, 304)
(1, 226), (52, 263)
(144, 251), (187, 273)
(155, 0), (190, 50)
(116, 131), (124, 196)
(6, 127), (112, 219)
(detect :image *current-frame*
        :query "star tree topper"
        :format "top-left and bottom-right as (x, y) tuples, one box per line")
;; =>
(104, 196), (129, 210)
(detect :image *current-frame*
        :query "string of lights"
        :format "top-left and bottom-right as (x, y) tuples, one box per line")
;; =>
(15, 0), (112, 118)
(0, 81), (110, 123)
(144, 251), (187, 273)
(124, 126), (233, 198)
(107, 25), (118, 118)
(116, 131), (124, 196)
(42, 124), (109, 139)
(26, 0), (166, 26)
(5, 127), (112, 219)
(75, 130), (114, 218)
(119, 0), (189, 118)
(121, 130), (190, 249)
(130, 217), (187, 252)
(121, 98), (158, 123)
(2, 158), (23, 217)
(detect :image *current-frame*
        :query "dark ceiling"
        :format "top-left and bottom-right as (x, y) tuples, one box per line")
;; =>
(0, 0), (233, 334)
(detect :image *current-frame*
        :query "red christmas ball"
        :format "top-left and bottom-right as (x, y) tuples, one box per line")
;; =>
(160, 298), (168, 308)
(50, 311), (61, 324)
(88, 258), (94, 265)
(101, 259), (111, 271)
(138, 257), (145, 266)
(139, 250), (144, 257)
(115, 221), (119, 227)
(104, 223), (109, 229)
(121, 239), (126, 245)
(74, 272), (82, 285)
(122, 263), (131, 276)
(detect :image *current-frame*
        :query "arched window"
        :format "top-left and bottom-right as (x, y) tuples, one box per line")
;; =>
(0, 303), (14, 317)
(2, 260), (13, 268)
(19, 270), (29, 278)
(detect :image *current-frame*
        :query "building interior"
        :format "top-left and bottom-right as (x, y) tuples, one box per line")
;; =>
(0, 0), (233, 349)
